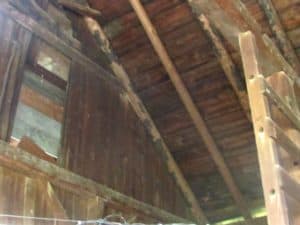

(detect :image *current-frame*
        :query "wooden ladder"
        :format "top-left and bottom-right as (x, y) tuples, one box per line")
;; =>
(239, 31), (300, 225)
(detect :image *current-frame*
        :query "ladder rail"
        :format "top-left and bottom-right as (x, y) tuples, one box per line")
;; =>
(239, 31), (300, 225)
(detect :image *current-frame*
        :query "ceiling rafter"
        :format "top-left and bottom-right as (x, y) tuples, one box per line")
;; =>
(257, 0), (300, 74)
(187, 0), (298, 82)
(84, 17), (208, 225)
(57, 0), (101, 18)
(128, 0), (254, 224)
(197, 14), (251, 121)
(56, 1), (208, 223)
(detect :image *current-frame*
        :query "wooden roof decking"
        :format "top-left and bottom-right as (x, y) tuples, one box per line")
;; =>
(84, 0), (299, 223)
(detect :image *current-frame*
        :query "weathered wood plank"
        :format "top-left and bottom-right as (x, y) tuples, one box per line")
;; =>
(0, 140), (192, 223)
(188, 0), (299, 81)
(83, 16), (204, 224)
(258, 0), (300, 74)
(0, 2), (121, 89)
(129, 0), (254, 224)
(239, 31), (292, 225)
(198, 14), (250, 121)
(262, 80), (300, 131)
(36, 180), (69, 219)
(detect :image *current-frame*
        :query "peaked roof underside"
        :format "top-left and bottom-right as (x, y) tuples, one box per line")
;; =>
(85, 0), (299, 223)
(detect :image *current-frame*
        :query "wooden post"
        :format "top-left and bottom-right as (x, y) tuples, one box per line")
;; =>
(239, 31), (300, 225)
(23, 177), (36, 225)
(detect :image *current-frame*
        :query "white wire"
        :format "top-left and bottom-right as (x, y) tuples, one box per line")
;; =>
(0, 214), (123, 225)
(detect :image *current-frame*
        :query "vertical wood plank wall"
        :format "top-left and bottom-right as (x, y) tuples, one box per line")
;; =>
(62, 61), (191, 219)
(0, 10), (192, 222)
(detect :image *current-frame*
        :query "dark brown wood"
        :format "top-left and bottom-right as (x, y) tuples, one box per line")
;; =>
(0, 140), (192, 223)
(57, 0), (101, 18)
(129, 0), (254, 224)
(188, 0), (298, 80)
(25, 64), (67, 90)
(257, 0), (300, 74)
(18, 136), (57, 164)
(0, 2), (121, 89)
(198, 14), (250, 121)
(83, 16), (205, 224)
(0, 18), (32, 141)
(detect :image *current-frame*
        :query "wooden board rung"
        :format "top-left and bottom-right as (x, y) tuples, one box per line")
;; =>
(265, 118), (300, 158)
(276, 165), (300, 203)
(262, 79), (300, 131)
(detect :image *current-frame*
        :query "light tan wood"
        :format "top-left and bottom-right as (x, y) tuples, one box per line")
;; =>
(0, 140), (192, 223)
(19, 86), (64, 123)
(262, 80), (300, 131)
(23, 177), (36, 222)
(36, 179), (69, 219)
(86, 196), (105, 219)
(83, 16), (206, 224)
(129, 0), (254, 224)
(239, 31), (296, 225)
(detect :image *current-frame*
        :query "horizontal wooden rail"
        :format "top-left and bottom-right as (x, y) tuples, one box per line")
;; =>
(276, 165), (300, 203)
(262, 80), (300, 130)
(0, 141), (192, 223)
(265, 118), (300, 158)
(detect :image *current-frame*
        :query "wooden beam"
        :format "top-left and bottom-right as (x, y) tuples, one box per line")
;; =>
(83, 16), (207, 224)
(19, 85), (64, 123)
(0, 2), (121, 89)
(239, 30), (293, 225)
(25, 64), (67, 91)
(198, 14), (251, 121)
(57, 0), (101, 18)
(128, 0), (254, 224)
(188, 0), (299, 82)
(0, 141), (192, 223)
(36, 179), (69, 219)
(257, 0), (300, 74)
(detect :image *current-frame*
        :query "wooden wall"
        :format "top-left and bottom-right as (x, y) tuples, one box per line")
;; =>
(62, 61), (191, 219)
(0, 3), (192, 222)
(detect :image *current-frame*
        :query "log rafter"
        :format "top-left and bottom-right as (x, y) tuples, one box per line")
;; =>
(187, 0), (299, 82)
(55, 1), (208, 223)
(0, 140), (192, 223)
(198, 14), (251, 121)
(128, 0), (254, 224)
(83, 16), (207, 225)
(257, 0), (300, 74)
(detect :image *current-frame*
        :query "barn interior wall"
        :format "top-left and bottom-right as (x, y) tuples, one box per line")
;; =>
(0, 3), (193, 223)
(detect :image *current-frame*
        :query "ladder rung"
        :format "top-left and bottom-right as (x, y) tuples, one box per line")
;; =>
(262, 80), (300, 131)
(265, 118), (300, 158)
(276, 165), (300, 203)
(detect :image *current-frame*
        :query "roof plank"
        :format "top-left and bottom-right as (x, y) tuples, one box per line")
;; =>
(128, 0), (254, 224)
